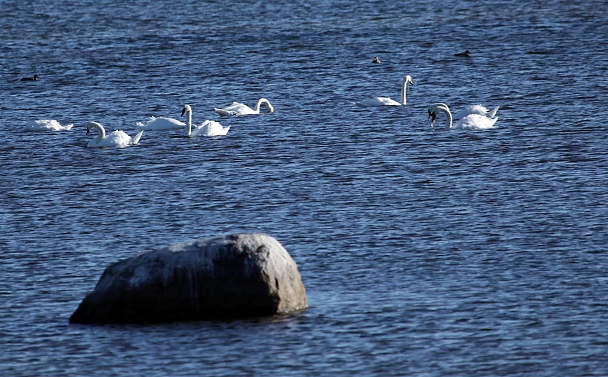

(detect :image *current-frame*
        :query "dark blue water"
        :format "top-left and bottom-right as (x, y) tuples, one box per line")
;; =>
(2, 0), (608, 375)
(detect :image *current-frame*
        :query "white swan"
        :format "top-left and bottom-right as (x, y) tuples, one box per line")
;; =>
(136, 116), (185, 130)
(181, 105), (230, 137)
(214, 98), (274, 116)
(86, 121), (144, 148)
(455, 104), (499, 119)
(26, 119), (73, 131)
(428, 103), (498, 130)
(357, 75), (414, 107)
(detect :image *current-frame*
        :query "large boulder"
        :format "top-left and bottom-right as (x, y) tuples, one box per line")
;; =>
(70, 233), (308, 324)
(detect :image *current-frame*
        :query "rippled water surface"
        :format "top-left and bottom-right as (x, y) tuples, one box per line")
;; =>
(2, 0), (608, 376)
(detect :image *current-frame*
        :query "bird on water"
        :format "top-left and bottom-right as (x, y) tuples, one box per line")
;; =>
(21, 74), (39, 81)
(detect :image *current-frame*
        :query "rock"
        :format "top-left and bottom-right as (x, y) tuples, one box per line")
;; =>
(69, 233), (308, 324)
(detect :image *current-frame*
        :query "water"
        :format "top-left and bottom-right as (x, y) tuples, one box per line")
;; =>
(1, 0), (608, 375)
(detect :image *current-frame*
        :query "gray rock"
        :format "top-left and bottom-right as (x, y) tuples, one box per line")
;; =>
(70, 233), (308, 324)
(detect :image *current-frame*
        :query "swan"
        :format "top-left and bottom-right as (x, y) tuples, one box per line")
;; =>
(357, 75), (414, 107)
(136, 116), (185, 130)
(85, 121), (143, 148)
(26, 119), (73, 131)
(428, 103), (498, 130)
(181, 105), (230, 137)
(214, 98), (274, 117)
(455, 104), (499, 119)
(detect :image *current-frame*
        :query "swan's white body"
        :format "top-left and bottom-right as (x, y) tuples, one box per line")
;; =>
(459, 113), (498, 129)
(86, 122), (143, 148)
(357, 75), (414, 107)
(428, 103), (498, 130)
(182, 105), (230, 137)
(27, 119), (73, 131)
(137, 116), (185, 130)
(214, 98), (274, 116)
(455, 104), (499, 119)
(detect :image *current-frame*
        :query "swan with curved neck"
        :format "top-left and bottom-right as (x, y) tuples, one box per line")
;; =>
(181, 105), (230, 137)
(85, 121), (143, 148)
(214, 98), (275, 116)
(428, 103), (454, 128)
(429, 103), (499, 121)
(357, 75), (414, 107)
(428, 103), (498, 130)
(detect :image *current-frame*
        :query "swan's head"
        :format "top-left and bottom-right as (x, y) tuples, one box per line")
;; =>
(181, 104), (191, 117)
(85, 121), (102, 135)
(427, 104), (439, 120)
(405, 75), (414, 86)
(265, 101), (275, 114)
(428, 103), (451, 123)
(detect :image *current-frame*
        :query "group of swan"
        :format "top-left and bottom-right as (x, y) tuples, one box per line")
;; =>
(357, 75), (414, 107)
(428, 103), (499, 130)
(354, 73), (499, 129)
(136, 105), (233, 135)
(85, 99), (269, 148)
(28, 80), (500, 149)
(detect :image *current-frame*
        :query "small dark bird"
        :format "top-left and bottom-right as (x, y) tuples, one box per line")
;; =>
(21, 74), (39, 81)
(454, 50), (470, 57)
(372, 56), (381, 64)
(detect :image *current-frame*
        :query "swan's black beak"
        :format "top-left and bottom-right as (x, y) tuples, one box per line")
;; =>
(181, 108), (186, 117)
(430, 112), (437, 123)
(86, 128), (90, 136)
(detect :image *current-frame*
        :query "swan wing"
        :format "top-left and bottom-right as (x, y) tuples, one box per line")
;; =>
(456, 104), (500, 119)
(487, 106), (500, 118)
(131, 130), (144, 144)
(357, 96), (402, 107)
(191, 120), (230, 137)
(89, 130), (142, 147)
(102, 130), (133, 147)
(214, 102), (255, 116)
(138, 116), (185, 130)
(459, 114), (498, 129)
(214, 108), (238, 117)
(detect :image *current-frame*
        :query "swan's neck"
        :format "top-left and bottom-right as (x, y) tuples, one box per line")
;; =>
(185, 108), (193, 136)
(91, 123), (105, 142)
(440, 107), (453, 128)
(254, 98), (273, 113)
(254, 99), (265, 112)
(400, 79), (409, 105)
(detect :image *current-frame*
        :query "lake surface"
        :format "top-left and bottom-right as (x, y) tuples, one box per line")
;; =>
(1, 0), (608, 375)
